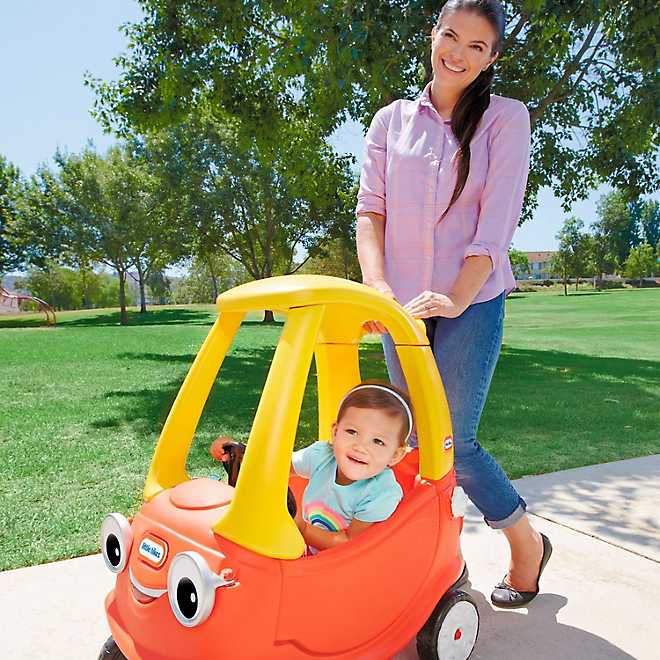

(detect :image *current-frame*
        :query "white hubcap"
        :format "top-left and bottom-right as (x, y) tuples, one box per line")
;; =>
(436, 600), (478, 659)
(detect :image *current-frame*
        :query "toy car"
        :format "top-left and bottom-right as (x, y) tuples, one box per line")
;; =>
(99, 275), (478, 660)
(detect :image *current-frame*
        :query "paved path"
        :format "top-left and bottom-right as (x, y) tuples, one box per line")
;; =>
(2, 456), (659, 659)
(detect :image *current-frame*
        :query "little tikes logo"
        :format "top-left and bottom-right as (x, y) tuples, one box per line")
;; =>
(138, 535), (168, 568)
(443, 436), (453, 450)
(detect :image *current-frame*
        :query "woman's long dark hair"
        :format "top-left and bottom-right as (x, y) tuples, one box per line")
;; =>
(438, 0), (505, 216)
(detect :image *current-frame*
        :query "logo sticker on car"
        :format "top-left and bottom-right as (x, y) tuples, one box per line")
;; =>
(444, 436), (453, 450)
(138, 535), (168, 568)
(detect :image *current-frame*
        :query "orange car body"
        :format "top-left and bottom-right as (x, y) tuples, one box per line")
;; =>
(106, 455), (462, 659)
(101, 276), (466, 659)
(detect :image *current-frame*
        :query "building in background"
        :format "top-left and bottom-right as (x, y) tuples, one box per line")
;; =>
(523, 251), (556, 280)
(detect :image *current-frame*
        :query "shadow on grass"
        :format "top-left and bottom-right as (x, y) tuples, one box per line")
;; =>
(62, 308), (215, 327)
(117, 351), (198, 363)
(0, 309), (289, 330)
(0, 316), (56, 329)
(90, 343), (388, 447)
(87, 339), (660, 480)
(508, 291), (608, 301)
(0, 307), (216, 329)
(554, 291), (604, 297)
(481, 345), (660, 478)
(241, 319), (285, 327)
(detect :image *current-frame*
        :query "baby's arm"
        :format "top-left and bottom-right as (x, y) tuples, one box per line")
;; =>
(296, 517), (373, 551)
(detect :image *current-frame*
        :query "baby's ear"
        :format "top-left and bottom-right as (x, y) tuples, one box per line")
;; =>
(388, 446), (407, 467)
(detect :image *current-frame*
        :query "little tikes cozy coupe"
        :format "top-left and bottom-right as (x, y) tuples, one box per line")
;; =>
(99, 275), (477, 660)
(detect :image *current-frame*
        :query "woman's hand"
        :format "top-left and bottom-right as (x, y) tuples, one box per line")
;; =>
(363, 279), (396, 334)
(404, 290), (467, 319)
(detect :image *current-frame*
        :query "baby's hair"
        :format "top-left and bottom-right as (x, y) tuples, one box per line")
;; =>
(337, 380), (414, 446)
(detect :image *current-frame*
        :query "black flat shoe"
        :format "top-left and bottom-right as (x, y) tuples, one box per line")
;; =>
(490, 533), (552, 609)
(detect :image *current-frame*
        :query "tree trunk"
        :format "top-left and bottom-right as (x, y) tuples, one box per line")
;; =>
(118, 270), (128, 325)
(136, 262), (147, 313)
(211, 275), (219, 301)
(80, 268), (90, 309)
(575, 276), (579, 291)
(596, 273), (603, 290)
(263, 309), (275, 323)
(563, 276), (568, 296)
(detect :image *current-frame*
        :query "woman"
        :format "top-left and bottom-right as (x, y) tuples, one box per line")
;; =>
(356, 0), (552, 608)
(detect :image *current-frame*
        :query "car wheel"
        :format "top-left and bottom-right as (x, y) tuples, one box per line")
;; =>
(416, 590), (479, 660)
(97, 636), (127, 660)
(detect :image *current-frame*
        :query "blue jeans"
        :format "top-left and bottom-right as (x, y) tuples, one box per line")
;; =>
(382, 292), (526, 529)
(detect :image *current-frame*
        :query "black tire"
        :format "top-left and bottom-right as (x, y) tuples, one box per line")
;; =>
(416, 590), (479, 660)
(98, 636), (127, 660)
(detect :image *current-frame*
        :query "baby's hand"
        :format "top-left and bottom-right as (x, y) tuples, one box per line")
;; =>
(209, 436), (237, 462)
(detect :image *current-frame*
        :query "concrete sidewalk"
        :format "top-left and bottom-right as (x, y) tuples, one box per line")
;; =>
(2, 456), (659, 659)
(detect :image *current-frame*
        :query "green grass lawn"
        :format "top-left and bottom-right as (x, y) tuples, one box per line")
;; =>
(1, 288), (658, 570)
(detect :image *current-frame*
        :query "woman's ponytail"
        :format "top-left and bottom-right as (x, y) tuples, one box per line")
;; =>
(437, 0), (505, 217)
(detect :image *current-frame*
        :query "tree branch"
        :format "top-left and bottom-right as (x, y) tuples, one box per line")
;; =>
(504, 11), (528, 48)
(561, 33), (608, 100)
(288, 253), (311, 274)
(530, 22), (600, 126)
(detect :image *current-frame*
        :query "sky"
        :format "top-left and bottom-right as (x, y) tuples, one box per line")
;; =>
(1, 1), (656, 263)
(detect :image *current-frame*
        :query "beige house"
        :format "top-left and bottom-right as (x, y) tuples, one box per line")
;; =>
(514, 251), (556, 280)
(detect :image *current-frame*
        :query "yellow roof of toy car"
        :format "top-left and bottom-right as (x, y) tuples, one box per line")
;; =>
(144, 275), (454, 559)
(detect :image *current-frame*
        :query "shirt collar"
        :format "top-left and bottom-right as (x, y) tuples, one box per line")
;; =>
(417, 82), (452, 124)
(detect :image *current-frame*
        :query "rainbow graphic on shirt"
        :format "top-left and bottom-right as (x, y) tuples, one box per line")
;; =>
(304, 501), (347, 532)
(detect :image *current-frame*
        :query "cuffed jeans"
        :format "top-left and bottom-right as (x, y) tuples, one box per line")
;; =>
(382, 292), (526, 529)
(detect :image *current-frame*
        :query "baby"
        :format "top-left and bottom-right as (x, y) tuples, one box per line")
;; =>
(211, 381), (413, 554)
(292, 381), (412, 554)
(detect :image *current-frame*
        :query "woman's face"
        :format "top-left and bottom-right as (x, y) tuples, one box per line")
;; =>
(431, 9), (499, 92)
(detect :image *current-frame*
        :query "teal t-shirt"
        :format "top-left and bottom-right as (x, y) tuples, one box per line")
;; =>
(292, 441), (403, 551)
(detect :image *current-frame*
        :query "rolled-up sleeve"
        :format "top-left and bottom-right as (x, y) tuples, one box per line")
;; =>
(464, 101), (531, 271)
(355, 107), (391, 217)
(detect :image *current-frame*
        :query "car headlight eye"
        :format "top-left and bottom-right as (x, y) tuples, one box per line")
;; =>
(168, 551), (234, 627)
(101, 513), (133, 574)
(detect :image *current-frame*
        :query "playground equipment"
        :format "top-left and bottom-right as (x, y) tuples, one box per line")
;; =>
(99, 275), (477, 660)
(0, 286), (56, 325)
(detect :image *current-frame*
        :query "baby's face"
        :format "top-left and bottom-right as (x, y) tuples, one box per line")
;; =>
(332, 406), (406, 485)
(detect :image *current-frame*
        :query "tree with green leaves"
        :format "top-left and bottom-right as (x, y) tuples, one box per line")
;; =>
(593, 189), (641, 271)
(58, 148), (135, 323)
(16, 157), (101, 307)
(0, 155), (23, 276)
(17, 145), (180, 322)
(16, 262), (129, 311)
(88, 0), (659, 217)
(300, 238), (362, 281)
(172, 255), (249, 304)
(631, 199), (660, 249)
(146, 270), (172, 305)
(550, 248), (571, 296)
(301, 176), (362, 281)
(143, 111), (354, 320)
(508, 248), (530, 279)
(555, 216), (591, 293)
(105, 142), (183, 313)
(624, 243), (655, 286)
(585, 231), (614, 290)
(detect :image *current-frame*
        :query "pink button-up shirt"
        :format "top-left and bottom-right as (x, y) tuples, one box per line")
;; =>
(356, 83), (530, 306)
